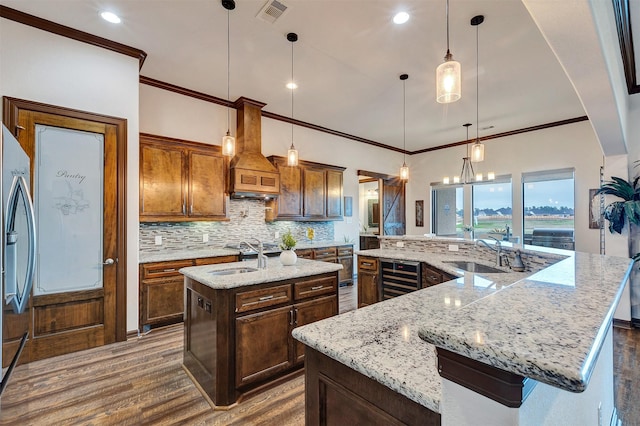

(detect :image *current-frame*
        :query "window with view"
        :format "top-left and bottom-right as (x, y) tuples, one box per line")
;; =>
(472, 179), (513, 240)
(432, 185), (464, 237)
(522, 169), (575, 250)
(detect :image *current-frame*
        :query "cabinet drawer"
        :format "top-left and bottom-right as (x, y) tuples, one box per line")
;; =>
(358, 257), (378, 271)
(296, 249), (313, 259)
(236, 284), (292, 314)
(194, 255), (238, 266)
(142, 260), (194, 279)
(313, 247), (337, 260)
(422, 264), (447, 287)
(337, 246), (353, 256)
(294, 276), (337, 301)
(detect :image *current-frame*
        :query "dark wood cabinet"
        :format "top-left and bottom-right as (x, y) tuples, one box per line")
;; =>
(140, 133), (227, 222)
(337, 246), (354, 286)
(422, 263), (457, 288)
(266, 156), (345, 222)
(184, 271), (339, 407)
(360, 235), (380, 250)
(139, 255), (237, 331)
(296, 245), (353, 286)
(357, 256), (379, 308)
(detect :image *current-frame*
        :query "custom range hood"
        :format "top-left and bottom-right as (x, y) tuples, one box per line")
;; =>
(229, 97), (280, 199)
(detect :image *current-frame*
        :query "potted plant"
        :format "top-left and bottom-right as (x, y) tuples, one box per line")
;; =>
(279, 230), (297, 266)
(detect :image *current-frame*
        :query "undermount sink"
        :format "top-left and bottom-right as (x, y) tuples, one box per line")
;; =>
(208, 267), (259, 276)
(443, 261), (505, 274)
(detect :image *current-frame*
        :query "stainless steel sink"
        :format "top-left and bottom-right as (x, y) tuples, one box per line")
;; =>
(443, 261), (505, 273)
(208, 267), (259, 276)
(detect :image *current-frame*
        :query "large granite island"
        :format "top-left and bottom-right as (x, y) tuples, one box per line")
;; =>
(180, 257), (342, 408)
(293, 237), (633, 425)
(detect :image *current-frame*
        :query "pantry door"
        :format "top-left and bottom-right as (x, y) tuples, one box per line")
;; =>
(2, 98), (127, 364)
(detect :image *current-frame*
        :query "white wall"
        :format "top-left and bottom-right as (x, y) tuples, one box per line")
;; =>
(0, 20), (141, 332)
(404, 121), (606, 254)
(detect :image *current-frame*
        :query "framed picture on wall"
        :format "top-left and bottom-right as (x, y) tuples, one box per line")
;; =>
(344, 196), (353, 217)
(416, 200), (424, 227)
(589, 188), (602, 229)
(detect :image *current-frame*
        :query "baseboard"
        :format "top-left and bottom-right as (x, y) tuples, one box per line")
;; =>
(613, 319), (633, 329)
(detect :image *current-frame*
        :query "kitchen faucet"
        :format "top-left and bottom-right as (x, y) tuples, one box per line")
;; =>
(241, 238), (268, 269)
(475, 236), (504, 267)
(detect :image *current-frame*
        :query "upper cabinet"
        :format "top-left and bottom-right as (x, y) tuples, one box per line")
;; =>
(139, 133), (228, 222)
(266, 156), (345, 222)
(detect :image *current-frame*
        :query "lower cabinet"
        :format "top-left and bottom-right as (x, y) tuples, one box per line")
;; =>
(357, 256), (379, 308)
(184, 271), (339, 407)
(139, 255), (238, 331)
(297, 245), (354, 286)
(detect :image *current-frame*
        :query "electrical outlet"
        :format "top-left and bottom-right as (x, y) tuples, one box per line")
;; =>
(396, 241), (405, 248)
(202, 234), (209, 243)
(448, 244), (459, 251)
(275, 231), (280, 239)
(155, 236), (162, 246)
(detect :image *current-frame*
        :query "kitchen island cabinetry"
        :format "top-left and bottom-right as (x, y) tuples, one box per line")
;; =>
(181, 259), (341, 408)
(139, 133), (227, 222)
(265, 156), (345, 222)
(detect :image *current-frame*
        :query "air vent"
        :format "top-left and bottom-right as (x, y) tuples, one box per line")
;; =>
(256, 0), (288, 23)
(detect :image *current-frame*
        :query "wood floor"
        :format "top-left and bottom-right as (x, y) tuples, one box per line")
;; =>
(1, 284), (639, 425)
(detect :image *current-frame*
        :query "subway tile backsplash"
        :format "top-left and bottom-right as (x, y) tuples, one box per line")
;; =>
(139, 199), (334, 253)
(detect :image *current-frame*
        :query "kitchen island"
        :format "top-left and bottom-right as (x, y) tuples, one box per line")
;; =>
(179, 257), (342, 409)
(293, 238), (633, 425)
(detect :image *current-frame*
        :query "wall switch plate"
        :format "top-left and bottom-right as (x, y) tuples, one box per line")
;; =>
(202, 234), (209, 243)
(275, 231), (280, 239)
(396, 241), (405, 248)
(155, 236), (162, 246)
(448, 244), (459, 251)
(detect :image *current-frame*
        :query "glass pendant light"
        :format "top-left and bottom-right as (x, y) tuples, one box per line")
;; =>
(400, 74), (409, 181)
(470, 15), (485, 163)
(221, 0), (236, 157)
(287, 32), (299, 166)
(436, 0), (461, 104)
(460, 123), (475, 184)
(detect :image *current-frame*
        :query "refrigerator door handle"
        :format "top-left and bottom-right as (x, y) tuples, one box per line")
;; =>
(5, 175), (37, 315)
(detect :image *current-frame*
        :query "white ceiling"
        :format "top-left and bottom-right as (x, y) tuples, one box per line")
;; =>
(1, 0), (587, 153)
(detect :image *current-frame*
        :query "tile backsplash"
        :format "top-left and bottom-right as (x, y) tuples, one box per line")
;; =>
(140, 199), (335, 253)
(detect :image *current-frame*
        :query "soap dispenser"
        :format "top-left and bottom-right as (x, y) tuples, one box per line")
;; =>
(512, 250), (525, 272)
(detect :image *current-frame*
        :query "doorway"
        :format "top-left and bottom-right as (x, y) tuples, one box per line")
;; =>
(2, 97), (127, 364)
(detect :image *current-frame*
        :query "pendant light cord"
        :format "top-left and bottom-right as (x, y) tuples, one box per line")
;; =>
(291, 40), (294, 146)
(476, 20), (479, 143)
(403, 78), (406, 163)
(226, 9), (231, 133)
(446, 0), (450, 53)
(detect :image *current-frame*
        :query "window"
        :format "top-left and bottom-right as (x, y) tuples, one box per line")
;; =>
(432, 185), (464, 237)
(522, 169), (575, 248)
(472, 179), (513, 240)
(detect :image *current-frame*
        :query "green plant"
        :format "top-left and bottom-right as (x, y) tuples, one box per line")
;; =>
(280, 230), (296, 250)
(596, 176), (640, 234)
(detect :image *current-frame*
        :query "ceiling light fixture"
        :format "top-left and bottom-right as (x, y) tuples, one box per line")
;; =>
(100, 11), (121, 24)
(221, 0), (236, 157)
(393, 11), (410, 25)
(287, 32), (299, 167)
(286, 82), (298, 90)
(436, 0), (461, 103)
(443, 122), (494, 185)
(400, 74), (409, 181)
(471, 15), (485, 163)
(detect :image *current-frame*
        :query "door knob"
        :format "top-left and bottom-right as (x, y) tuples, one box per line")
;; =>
(103, 258), (115, 265)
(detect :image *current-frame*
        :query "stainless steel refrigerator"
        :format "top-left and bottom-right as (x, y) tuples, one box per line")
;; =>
(0, 124), (36, 396)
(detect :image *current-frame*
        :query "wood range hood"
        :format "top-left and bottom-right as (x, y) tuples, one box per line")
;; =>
(229, 97), (280, 199)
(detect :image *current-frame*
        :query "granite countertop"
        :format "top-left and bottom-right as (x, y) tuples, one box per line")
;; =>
(293, 249), (633, 413)
(179, 257), (343, 290)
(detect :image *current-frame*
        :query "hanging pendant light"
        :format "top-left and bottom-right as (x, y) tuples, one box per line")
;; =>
(287, 32), (299, 166)
(399, 74), (409, 181)
(470, 15), (485, 163)
(221, 0), (236, 157)
(460, 123), (475, 184)
(436, 0), (461, 104)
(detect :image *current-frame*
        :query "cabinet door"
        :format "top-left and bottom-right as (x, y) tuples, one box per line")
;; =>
(293, 295), (337, 364)
(358, 271), (379, 308)
(188, 150), (226, 218)
(235, 305), (293, 388)
(141, 278), (184, 325)
(276, 161), (303, 217)
(326, 169), (343, 219)
(140, 142), (186, 219)
(338, 256), (353, 284)
(303, 167), (326, 218)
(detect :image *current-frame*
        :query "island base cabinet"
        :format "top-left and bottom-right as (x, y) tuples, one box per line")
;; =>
(357, 256), (379, 308)
(294, 296), (338, 364)
(304, 347), (441, 425)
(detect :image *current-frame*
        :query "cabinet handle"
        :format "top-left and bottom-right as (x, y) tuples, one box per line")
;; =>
(294, 308), (298, 325)
(289, 309), (294, 326)
(182, 202), (186, 215)
(311, 285), (323, 290)
(362, 262), (373, 266)
(190, 204), (193, 214)
(163, 268), (176, 272)
(259, 295), (274, 301)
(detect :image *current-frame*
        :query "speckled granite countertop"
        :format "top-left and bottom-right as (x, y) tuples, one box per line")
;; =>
(179, 257), (343, 290)
(293, 249), (633, 412)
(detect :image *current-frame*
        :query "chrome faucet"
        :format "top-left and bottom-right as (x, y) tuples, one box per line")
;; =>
(242, 238), (268, 269)
(475, 236), (504, 267)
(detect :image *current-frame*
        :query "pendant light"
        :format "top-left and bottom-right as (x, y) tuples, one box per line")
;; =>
(470, 15), (485, 163)
(436, 0), (461, 104)
(221, 0), (236, 157)
(459, 123), (475, 184)
(286, 32), (299, 166)
(399, 74), (409, 181)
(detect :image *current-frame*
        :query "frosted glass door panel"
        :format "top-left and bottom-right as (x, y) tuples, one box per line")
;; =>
(34, 125), (104, 295)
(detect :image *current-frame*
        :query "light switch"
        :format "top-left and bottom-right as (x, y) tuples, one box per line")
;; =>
(448, 244), (459, 251)
(155, 236), (162, 245)
(396, 241), (405, 248)
(203, 234), (209, 243)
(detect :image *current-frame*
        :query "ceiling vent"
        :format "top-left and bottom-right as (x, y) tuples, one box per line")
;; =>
(256, 0), (288, 24)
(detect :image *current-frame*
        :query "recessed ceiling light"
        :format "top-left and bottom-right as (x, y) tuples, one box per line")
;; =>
(100, 11), (121, 24)
(393, 11), (410, 25)
(286, 82), (298, 90)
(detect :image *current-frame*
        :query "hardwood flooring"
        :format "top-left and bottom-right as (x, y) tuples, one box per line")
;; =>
(1, 284), (639, 425)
